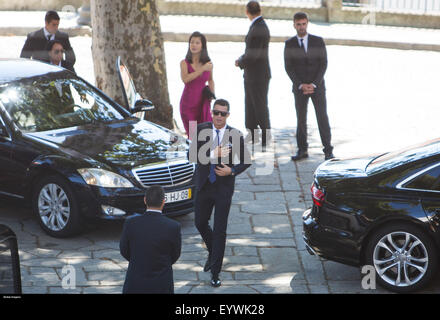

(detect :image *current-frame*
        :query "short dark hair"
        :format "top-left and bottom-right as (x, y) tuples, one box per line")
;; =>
(246, 1), (261, 16)
(213, 99), (230, 112)
(46, 40), (64, 52)
(45, 10), (60, 23)
(144, 186), (165, 208)
(293, 12), (309, 22)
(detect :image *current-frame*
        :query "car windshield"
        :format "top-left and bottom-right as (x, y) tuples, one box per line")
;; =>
(367, 139), (440, 175)
(0, 73), (125, 132)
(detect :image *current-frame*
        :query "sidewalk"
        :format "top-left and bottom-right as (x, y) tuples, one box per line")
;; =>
(1, 11), (440, 50)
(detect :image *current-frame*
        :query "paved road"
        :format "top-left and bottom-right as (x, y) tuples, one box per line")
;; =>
(1, 37), (440, 293)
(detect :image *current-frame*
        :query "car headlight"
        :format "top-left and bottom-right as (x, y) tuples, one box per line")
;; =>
(77, 168), (134, 188)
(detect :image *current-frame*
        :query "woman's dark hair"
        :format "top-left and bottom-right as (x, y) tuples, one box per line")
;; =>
(46, 39), (64, 52)
(185, 31), (211, 64)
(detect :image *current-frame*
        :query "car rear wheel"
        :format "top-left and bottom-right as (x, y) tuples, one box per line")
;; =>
(365, 223), (438, 293)
(32, 175), (82, 238)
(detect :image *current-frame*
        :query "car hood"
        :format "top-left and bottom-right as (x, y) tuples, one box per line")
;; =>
(25, 118), (189, 169)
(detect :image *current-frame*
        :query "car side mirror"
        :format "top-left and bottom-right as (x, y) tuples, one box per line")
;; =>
(131, 99), (155, 114)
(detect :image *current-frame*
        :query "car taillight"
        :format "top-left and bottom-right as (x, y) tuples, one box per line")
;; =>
(311, 182), (325, 207)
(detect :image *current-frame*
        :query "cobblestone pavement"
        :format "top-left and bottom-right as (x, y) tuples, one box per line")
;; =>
(1, 36), (440, 294)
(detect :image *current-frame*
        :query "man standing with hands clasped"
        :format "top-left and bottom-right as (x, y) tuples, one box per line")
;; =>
(235, 1), (271, 148)
(284, 12), (334, 161)
(189, 99), (251, 287)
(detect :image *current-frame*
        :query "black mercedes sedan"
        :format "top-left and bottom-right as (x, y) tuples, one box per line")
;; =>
(303, 139), (440, 293)
(0, 59), (194, 238)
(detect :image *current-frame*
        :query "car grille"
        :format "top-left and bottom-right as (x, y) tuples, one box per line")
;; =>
(132, 159), (195, 188)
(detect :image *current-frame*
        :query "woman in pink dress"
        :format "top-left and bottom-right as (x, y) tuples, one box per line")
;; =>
(180, 32), (215, 137)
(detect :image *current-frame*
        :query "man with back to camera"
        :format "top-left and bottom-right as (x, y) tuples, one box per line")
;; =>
(284, 12), (334, 161)
(120, 185), (181, 294)
(20, 10), (76, 66)
(235, 0), (271, 148)
(189, 98), (251, 287)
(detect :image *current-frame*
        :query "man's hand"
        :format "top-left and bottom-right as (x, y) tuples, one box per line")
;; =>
(214, 164), (232, 176)
(213, 146), (231, 158)
(301, 84), (315, 95)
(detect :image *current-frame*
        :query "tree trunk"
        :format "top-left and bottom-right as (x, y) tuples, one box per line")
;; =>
(90, 0), (173, 129)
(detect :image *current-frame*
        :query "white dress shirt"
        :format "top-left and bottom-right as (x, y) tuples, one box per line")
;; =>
(44, 28), (55, 41)
(210, 124), (227, 159)
(297, 33), (309, 53)
(250, 15), (262, 27)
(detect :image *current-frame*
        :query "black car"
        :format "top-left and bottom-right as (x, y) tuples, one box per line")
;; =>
(303, 139), (440, 293)
(0, 58), (195, 238)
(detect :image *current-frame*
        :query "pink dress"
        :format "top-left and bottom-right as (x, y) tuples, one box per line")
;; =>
(180, 60), (213, 136)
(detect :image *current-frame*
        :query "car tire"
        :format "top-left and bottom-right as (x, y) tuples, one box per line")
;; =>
(364, 222), (438, 293)
(32, 175), (83, 238)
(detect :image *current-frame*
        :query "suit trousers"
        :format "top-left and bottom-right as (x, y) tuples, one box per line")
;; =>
(195, 180), (233, 276)
(244, 79), (271, 133)
(294, 87), (333, 153)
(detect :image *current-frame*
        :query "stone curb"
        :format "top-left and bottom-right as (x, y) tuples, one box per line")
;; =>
(1, 26), (439, 52)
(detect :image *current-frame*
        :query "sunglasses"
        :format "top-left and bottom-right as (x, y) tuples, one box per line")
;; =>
(212, 110), (229, 117)
(53, 49), (65, 55)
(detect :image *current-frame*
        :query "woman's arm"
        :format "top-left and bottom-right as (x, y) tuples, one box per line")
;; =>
(208, 64), (215, 95)
(180, 60), (208, 84)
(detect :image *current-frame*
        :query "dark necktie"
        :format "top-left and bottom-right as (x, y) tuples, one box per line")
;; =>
(209, 129), (221, 183)
(300, 38), (306, 54)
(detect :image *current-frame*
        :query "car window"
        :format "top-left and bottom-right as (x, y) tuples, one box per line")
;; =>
(0, 75), (125, 132)
(403, 165), (440, 192)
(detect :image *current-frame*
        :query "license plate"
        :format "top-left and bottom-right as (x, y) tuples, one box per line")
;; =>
(165, 189), (192, 203)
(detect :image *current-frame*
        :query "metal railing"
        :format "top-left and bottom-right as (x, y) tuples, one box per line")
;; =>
(343, 0), (440, 13)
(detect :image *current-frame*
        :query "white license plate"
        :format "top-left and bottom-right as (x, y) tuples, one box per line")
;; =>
(165, 189), (192, 203)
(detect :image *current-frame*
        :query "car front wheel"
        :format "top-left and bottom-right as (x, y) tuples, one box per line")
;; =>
(365, 223), (438, 293)
(32, 175), (82, 238)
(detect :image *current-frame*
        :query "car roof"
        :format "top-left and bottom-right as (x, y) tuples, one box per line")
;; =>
(0, 58), (65, 83)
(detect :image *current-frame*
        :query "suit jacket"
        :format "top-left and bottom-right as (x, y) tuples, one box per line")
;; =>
(284, 34), (327, 93)
(120, 211), (181, 294)
(61, 60), (76, 74)
(20, 28), (76, 66)
(189, 122), (251, 191)
(237, 16), (271, 82)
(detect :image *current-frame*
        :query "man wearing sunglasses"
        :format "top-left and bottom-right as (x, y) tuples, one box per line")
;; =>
(189, 99), (251, 288)
(46, 40), (75, 73)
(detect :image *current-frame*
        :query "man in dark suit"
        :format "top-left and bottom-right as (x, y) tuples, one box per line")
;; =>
(235, 1), (271, 147)
(120, 185), (181, 294)
(189, 99), (251, 287)
(20, 10), (76, 66)
(284, 12), (334, 161)
(46, 40), (76, 73)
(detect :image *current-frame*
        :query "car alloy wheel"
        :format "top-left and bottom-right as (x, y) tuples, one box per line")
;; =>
(373, 232), (428, 287)
(33, 175), (83, 238)
(37, 183), (71, 232)
(366, 223), (438, 293)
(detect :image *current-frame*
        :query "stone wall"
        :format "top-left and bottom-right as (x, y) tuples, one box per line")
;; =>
(0, 0), (83, 11)
(0, 0), (439, 29)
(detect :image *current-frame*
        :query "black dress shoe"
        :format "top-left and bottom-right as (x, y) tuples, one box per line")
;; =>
(324, 152), (335, 160)
(210, 274), (221, 287)
(203, 255), (211, 272)
(291, 150), (309, 161)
